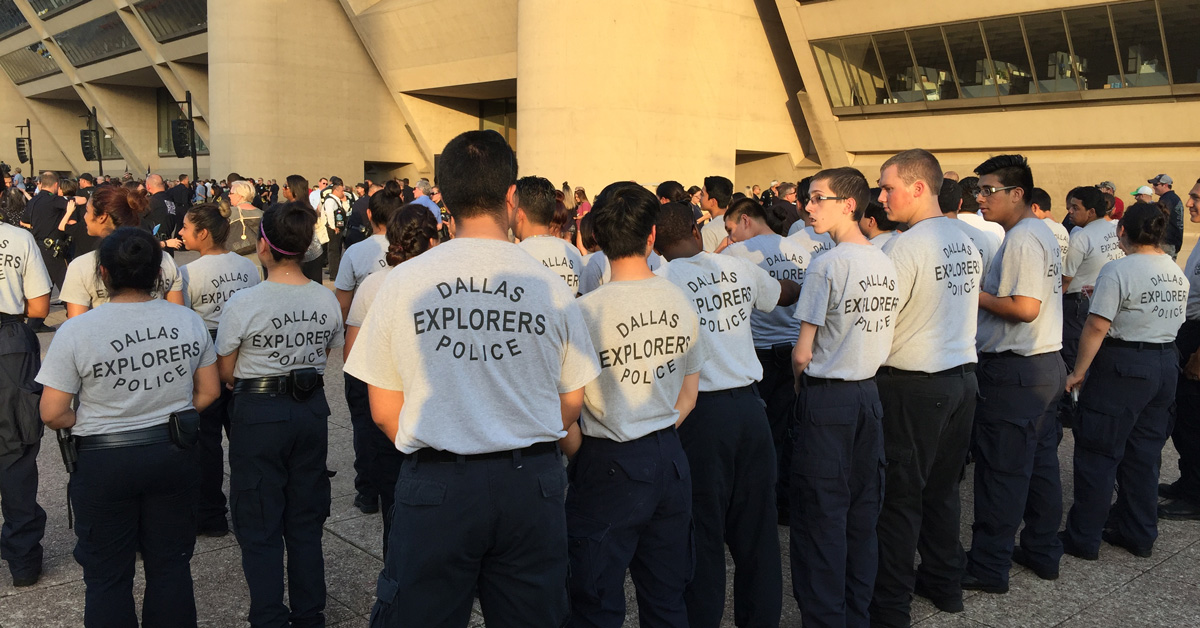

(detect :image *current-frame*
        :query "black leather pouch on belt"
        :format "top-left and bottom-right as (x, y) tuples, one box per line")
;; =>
(289, 367), (320, 402)
(168, 409), (201, 449)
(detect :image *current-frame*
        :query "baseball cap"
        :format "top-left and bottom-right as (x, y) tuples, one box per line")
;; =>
(1096, 180), (1115, 191)
(1148, 174), (1173, 185)
(1132, 185), (1153, 196)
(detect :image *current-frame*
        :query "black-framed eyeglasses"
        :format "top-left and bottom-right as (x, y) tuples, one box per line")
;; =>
(807, 194), (847, 205)
(977, 185), (1017, 197)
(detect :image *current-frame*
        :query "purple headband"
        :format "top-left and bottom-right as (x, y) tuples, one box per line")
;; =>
(260, 222), (301, 256)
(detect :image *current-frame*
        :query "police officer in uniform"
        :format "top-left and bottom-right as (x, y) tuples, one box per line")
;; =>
(565, 183), (707, 627)
(38, 227), (220, 625)
(0, 211), (51, 587)
(216, 202), (344, 627)
(345, 130), (600, 627)
(967, 154), (1066, 590)
(1062, 202), (1185, 558)
(871, 150), (982, 624)
(720, 197), (810, 523)
(790, 167), (898, 628)
(655, 200), (799, 628)
(344, 205), (439, 551)
(1162, 177), (1200, 520)
(20, 171), (69, 332)
(178, 203), (261, 537)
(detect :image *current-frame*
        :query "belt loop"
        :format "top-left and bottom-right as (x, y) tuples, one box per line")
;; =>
(512, 449), (524, 469)
(411, 450), (420, 470)
(455, 454), (467, 473)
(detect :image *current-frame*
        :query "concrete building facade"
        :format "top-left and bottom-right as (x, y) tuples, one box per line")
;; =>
(0, 0), (1196, 213)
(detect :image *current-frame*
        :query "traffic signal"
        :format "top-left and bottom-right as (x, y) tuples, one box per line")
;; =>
(15, 137), (29, 163)
(171, 119), (192, 159)
(80, 129), (98, 161)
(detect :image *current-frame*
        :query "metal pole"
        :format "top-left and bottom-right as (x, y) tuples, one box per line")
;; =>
(93, 107), (103, 178)
(26, 119), (33, 178)
(186, 91), (197, 184)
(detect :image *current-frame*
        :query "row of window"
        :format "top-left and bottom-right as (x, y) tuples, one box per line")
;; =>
(811, 0), (1199, 112)
(0, 0), (206, 84)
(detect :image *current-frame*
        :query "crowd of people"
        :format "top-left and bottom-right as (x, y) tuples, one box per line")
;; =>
(0, 130), (1196, 628)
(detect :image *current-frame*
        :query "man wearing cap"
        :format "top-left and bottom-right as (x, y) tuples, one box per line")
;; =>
(1097, 182), (1123, 219)
(1151, 174), (1184, 259)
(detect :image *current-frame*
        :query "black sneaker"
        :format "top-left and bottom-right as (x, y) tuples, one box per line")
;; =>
(1059, 531), (1099, 561)
(1102, 529), (1152, 558)
(197, 523), (230, 538)
(12, 567), (41, 588)
(913, 580), (963, 613)
(960, 572), (1007, 594)
(1159, 481), (1183, 500)
(354, 493), (380, 514)
(1158, 498), (1200, 521)
(1012, 546), (1059, 580)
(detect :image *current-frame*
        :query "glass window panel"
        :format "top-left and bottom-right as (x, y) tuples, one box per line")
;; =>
(28, 0), (87, 19)
(53, 13), (137, 67)
(873, 31), (920, 103)
(1161, 0), (1200, 84)
(1110, 0), (1168, 87)
(1064, 5), (1122, 90)
(0, 43), (60, 84)
(1023, 11), (1080, 93)
(980, 17), (1034, 96)
(0, 0), (29, 40)
(840, 35), (888, 105)
(944, 22), (993, 98)
(812, 40), (858, 108)
(133, 0), (206, 43)
(907, 27), (957, 101)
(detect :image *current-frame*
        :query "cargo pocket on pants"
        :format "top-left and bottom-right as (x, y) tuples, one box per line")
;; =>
(567, 512), (611, 602)
(1075, 402), (1126, 459)
(975, 414), (1030, 476)
(229, 471), (264, 537)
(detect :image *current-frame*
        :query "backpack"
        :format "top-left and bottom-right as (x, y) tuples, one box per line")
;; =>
(226, 203), (260, 256)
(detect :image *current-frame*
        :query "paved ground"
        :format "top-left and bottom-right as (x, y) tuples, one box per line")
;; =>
(2, 271), (1199, 627)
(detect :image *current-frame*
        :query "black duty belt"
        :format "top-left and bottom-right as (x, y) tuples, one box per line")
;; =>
(76, 425), (171, 451)
(412, 440), (558, 464)
(978, 351), (1023, 359)
(878, 363), (975, 378)
(0, 313), (24, 324)
(1103, 338), (1173, 351)
(1063, 293), (1088, 301)
(799, 373), (848, 386)
(233, 374), (323, 395)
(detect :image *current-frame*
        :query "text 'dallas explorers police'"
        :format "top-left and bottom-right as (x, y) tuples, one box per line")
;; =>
(599, 310), (693, 385)
(92, 326), (201, 392)
(250, 311), (337, 368)
(415, 277), (546, 362)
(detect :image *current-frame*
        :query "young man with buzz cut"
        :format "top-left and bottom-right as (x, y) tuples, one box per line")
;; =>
(1030, 187), (1069, 267)
(654, 200), (800, 628)
(565, 182), (707, 628)
(967, 153), (1066, 591)
(345, 130), (601, 628)
(699, 175), (733, 253)
(721, 197), (810, 523)
(870, 149), (983, 626)
(514, 175), (585, 295)
(789, 166), (898, 628)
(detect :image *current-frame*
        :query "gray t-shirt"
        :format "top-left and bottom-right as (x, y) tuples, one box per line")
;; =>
(346, 266), (392, 328)
(1043, 217), (1070, 267)
(579, 249), (663, 295)
(343, 238), (601, 455)
(1184, 239), (1200, 321)
(976, 217), (1064, 356)
(1064, 218), (1124, 294)
(36, 300), (216, 437)
(181, 252), (261, 330)
(335, 234), (389, 292)
(701, 214), (726, 252)
(518, 236), (584, 295)
(787, 223), (836, 258)
(951, 218), (1000, 279)
(885, 217), (982, 371)
(578, 277), (708, 442)
(796, 242), (899, 381)
(216, 281), (344, 379)
(722, 233), (808, 348)
(870, 231), (895, 249)
(656, 251), (780, 391)
(61, 250), (183, 308)
(0, 223), (51, 314)
(1089, 253), (1187, 343)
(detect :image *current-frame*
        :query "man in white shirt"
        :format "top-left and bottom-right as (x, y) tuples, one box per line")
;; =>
(958, 176), (1007, 244)
(320, 177), (350, 280)
(307, 177), (328, 210)
(700, 176), (732, 252)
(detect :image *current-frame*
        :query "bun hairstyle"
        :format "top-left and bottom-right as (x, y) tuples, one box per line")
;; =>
(260, 201), (315, 262)
(91, 184), (148, 229)
(186, 203), (231, 244)
(1119, 201), (1169, 247)
(98, 227), (163, 294)
(385, 204), (439, 266)
(369, 180), (406, 227)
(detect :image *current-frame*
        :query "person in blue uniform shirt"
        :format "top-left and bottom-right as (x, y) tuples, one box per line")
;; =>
(790, 167), (898, 628)
(0, 213), (52, 588)
(1062, 202), (1186, 559)
(966, 154), (1066, 591)
(344, 130), (601, 628)
(564, 183), (707, 628)
(216, 202), (344, 628)
(654, 199), (799, 628)
(1162, 177), (1200, 520)
(38, 227), (220, 626)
